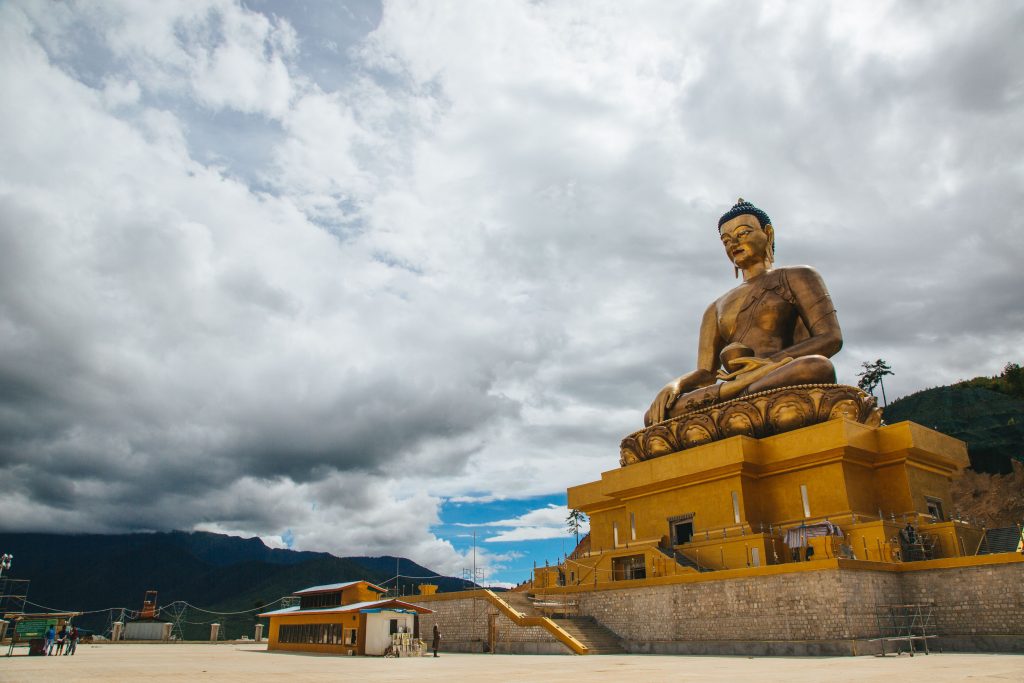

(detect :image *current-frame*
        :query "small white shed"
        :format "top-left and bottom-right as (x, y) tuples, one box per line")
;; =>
(362, 608), (419, 655)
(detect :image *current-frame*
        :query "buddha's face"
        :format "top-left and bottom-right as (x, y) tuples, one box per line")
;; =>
(719, 214), (772, 269)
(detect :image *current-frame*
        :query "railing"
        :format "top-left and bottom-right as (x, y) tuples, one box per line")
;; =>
(977, 526), (1023, 555)
(482, 590), (588, 655)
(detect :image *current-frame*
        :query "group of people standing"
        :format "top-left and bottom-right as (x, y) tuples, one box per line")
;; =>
(43, 623), (79, 655)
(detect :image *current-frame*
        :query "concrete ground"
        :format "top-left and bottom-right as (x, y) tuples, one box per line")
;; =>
(1, 643), (1022, 682)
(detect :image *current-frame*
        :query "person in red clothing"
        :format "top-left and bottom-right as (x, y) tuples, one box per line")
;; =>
(65, 626), (79, 655)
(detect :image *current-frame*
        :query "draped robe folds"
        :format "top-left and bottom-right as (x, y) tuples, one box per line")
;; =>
(660, 266), (842, 422)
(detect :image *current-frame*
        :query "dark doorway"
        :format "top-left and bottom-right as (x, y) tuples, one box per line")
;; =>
(673, 521), (694, 545)
(389, 619), (398, 634)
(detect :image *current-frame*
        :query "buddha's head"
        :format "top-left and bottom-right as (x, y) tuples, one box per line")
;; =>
(718, 198), (774, 270)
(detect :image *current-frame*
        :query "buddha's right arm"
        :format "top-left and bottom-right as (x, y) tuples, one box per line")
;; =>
(646, 304), (721, 425)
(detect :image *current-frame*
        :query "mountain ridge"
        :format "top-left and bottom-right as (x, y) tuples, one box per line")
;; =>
(0, 530), (472, 639)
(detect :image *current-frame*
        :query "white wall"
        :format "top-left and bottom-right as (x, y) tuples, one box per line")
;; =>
(363, 611), (417, 655)
(124, 621), (168, 641)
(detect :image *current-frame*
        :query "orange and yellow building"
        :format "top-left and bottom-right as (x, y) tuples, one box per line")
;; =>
(259, 580), (433, 656)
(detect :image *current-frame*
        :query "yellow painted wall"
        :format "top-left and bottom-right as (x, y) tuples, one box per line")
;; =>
(904, 465), (953, 517)
(267, 612), (362, 654)
(625, 474), (743, 543)
(341, 583), (382, 605)
(841, 461), (877, 517)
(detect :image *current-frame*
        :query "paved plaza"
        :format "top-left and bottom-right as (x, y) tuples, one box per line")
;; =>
(1, 643), (1022, 682)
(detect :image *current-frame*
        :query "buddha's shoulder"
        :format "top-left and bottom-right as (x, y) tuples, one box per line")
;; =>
(776, 265), (825, 282)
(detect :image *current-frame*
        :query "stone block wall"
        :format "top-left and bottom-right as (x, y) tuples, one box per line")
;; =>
(409, 560), (1023, 656)
(901, 562), (1024, 651)
(572, 561), (1023, 655)
(576, 569), (901, 654)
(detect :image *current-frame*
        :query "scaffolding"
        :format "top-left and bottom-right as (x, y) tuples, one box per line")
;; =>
(871, 603), (937, 656)
(0, 578), (29, 616)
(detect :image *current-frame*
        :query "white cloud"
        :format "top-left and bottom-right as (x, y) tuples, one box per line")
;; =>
(1, 0), (1022, 582)
(459, 503), (566, 529)
(452, 503), (590, 543)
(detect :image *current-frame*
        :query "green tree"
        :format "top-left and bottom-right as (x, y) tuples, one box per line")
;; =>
(858, 359), (895, 407)
(1001, 362), (1024, 399)
(566, 508), (588, 546)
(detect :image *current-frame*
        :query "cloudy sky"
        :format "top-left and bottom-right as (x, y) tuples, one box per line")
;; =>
(1, 0), (1022, 587)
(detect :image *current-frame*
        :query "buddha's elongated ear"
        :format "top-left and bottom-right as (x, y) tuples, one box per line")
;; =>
(764, 224), (775, 267)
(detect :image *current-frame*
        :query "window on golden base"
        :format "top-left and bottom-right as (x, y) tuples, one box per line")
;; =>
(611, 554), (646, 581)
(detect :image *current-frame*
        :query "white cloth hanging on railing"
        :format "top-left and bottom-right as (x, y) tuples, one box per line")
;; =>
(784, 521), (843, 548)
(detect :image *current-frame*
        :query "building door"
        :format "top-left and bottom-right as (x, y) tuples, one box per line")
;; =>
(487, 613), (497, 654)
(673, 521), (694, 545)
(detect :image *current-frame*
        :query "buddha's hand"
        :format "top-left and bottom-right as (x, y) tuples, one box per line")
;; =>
(648, 378), (685, 424)
(716, 356), (789, 381)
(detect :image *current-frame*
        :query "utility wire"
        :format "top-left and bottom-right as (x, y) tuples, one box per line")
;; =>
(23, 600), (136, 616)
(21, 597), (282, 617)
(158, 597), (284, 615)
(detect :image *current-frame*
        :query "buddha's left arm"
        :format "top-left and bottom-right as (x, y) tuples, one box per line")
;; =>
(769, 266), (843, 362)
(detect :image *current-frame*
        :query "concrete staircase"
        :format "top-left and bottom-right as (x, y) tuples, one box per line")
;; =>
(655, 544), (712, 572)
(501, 591), (543, 617)
(552, 617), (625, 655)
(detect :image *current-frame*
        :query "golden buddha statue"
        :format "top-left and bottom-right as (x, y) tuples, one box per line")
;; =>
(644, 199), (843, 427)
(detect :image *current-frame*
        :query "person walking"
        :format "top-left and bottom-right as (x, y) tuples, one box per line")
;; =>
(65, 626), (79, 655)
(44, 624), (55, 655)
(54, 625), (67, 655)
(431, 623), (441, 657)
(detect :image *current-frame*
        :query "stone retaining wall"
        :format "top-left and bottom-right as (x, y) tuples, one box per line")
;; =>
(572, 560), (1023, 655)
(410, 559), (1024, 656)
(900, 562), (1024, 652)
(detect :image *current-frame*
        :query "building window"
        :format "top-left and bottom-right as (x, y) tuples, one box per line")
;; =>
(630, 512), (637, 541)
(800, 484), (810, 519)
(611, 554), (646, 581)
(613, 521), (619, 547)
(344, 628), (357, 645)
(731, 491), (741, 524)
(299, 591), (342, 610)
(279, 623), (345, 645)
(925, 497), (945, 521)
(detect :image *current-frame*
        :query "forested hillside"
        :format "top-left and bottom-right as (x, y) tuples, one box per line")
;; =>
(0, 531), (471, 639)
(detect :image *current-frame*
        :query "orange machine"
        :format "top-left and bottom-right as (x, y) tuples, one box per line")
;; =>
(139, 590), (158, 620)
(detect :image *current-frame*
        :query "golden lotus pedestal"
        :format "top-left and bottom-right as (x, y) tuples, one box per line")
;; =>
(621, 384), (882, 466)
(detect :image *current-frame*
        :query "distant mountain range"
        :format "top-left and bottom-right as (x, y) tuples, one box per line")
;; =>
(0, 530), (472, 639)
(884, 384), (1024, 473)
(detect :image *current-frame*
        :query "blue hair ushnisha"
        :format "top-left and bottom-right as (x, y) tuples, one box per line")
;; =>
(718, 198), (772, 231)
